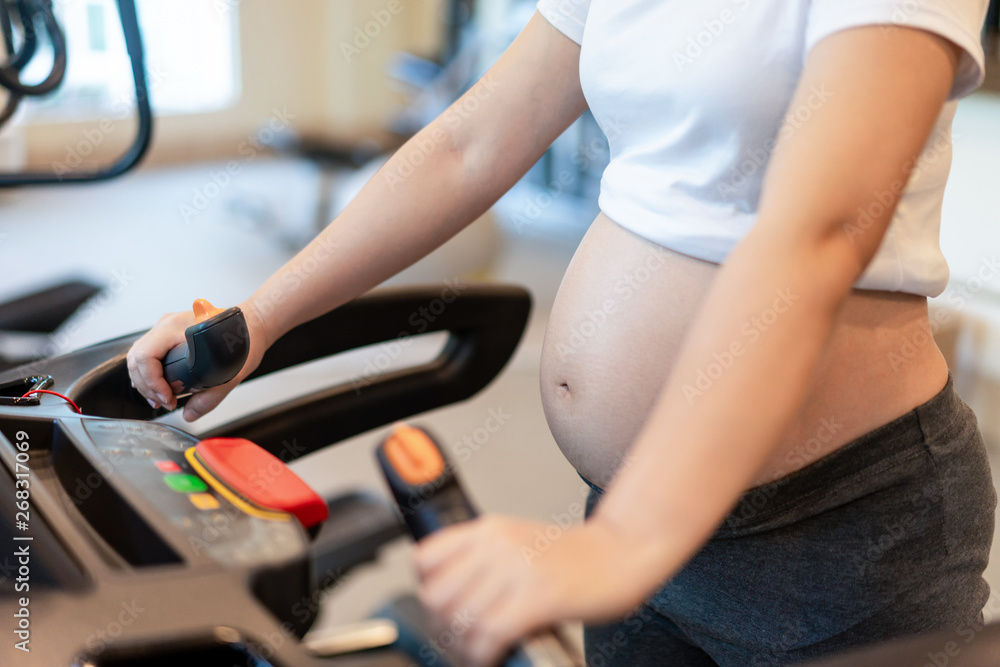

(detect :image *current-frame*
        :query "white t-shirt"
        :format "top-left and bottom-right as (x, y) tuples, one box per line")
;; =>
(536, 0), (989, 297)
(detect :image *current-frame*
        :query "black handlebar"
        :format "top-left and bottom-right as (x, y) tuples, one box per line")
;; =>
(60, 285), (531, 460)
(197, 285), (532, 458)
(162, 307), (249, 392)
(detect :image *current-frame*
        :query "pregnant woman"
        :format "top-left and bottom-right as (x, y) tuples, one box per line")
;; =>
(129, 1), (996, 665)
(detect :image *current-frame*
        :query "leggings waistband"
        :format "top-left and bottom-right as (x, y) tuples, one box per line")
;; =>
(582, 373), (963, 537)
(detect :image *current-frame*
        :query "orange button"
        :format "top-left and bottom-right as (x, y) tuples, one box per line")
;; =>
(192, 298), (225, 323)
(384, 425), (445, 485)
(188, 493), (220, 510)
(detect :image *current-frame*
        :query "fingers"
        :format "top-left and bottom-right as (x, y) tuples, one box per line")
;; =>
(419, 541), (492, 620)
(127, 343), (171, 409)
(182, 386), (229, 422)
(417, 546), (520, 667)
(126, 311), (192, 409)
(415, 519), (539, 667)
(415, 524), (481, 578)
(463, 594), (528, 667)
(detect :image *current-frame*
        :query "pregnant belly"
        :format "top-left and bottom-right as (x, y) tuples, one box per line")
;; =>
(540, 213), (949, 489)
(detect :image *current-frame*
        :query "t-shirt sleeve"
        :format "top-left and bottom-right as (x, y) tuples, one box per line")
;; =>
(805, 0), (989, 100)
(536, 0), (591, 45)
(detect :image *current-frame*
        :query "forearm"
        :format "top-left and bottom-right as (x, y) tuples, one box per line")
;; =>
(592, 227), (857, 599)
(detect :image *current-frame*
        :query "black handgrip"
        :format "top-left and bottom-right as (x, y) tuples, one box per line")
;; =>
(162, 307), (249, 393)
(376, 427), (476, 541)
(376, 426), (582, 667)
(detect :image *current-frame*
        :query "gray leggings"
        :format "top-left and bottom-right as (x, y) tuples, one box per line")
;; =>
(583, 374), (996, 666)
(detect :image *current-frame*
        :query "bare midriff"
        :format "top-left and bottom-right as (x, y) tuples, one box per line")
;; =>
(539, 213), (950, 490)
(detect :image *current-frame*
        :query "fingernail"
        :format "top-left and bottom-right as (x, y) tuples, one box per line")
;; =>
(146, 398), (157, 409)
(185, 408), (201, 421)
(157, 393), (169, 405)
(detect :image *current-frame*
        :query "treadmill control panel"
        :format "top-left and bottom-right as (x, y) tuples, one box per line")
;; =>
(76, 418), (308, 567)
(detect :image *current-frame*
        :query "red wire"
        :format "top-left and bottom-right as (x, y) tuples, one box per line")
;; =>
(21, 389), (83, 414)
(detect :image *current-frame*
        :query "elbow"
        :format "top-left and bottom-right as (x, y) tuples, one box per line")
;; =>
(748, 211), (877, 308)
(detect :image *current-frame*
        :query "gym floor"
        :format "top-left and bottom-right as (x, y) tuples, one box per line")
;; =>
(1, 92), (998, 645)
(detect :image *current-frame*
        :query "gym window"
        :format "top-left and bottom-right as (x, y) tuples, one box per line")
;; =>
(20, 0), (240, 121)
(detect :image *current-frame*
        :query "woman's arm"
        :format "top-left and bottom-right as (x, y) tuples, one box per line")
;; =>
(128, 14), (587, 418)
(591, 24), (963, 605)
(415, 24), (963, 666)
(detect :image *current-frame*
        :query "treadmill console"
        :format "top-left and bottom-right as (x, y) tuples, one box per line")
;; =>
(66, 418), (309, 568)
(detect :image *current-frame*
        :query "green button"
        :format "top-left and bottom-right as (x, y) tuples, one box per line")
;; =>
(163, 473), (207, 494)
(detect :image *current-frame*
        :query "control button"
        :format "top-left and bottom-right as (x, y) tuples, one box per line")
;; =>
(163, 473), (208, 494)
(193, 298), (226, 322)
(154, 460), (182, 474)
(188, 493), (220, 510)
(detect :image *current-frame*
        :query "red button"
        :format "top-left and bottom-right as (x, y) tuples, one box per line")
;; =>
(195, 438), (328, 528)
(154, 459), (181, 473)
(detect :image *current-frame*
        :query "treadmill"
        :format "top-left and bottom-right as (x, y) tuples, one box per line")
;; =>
(1, 2), (998, 664)
(2, 285), (999, 667)
(0, 285), (541, 666)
